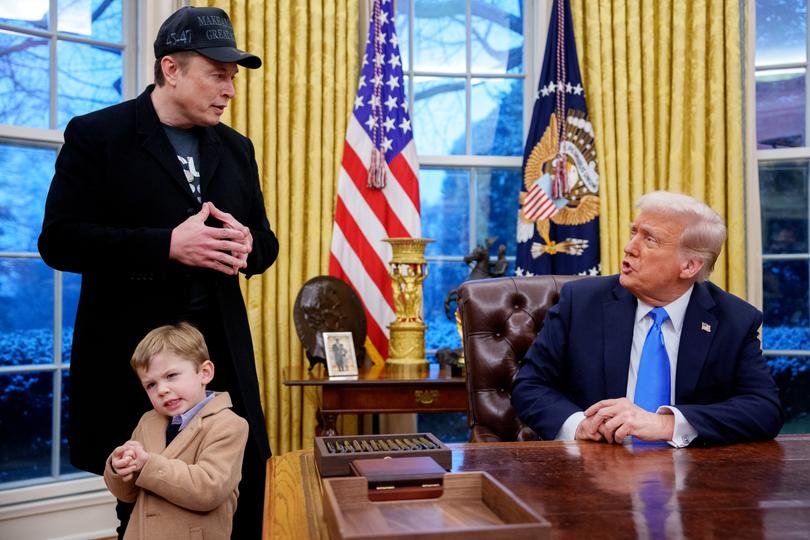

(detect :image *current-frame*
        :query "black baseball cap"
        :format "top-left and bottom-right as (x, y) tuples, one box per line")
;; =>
(154, 6), (261, 69)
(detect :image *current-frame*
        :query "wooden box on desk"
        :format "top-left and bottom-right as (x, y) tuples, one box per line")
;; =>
(314, 433), (451, 477)
(350, 456), (446, 502)
(322, 471), (550, 539)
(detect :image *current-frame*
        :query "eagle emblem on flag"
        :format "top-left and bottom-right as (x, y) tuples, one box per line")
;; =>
(520, 112), (599, 259)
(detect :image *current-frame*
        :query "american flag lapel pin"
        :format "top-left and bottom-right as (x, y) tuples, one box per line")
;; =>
(701, 322), (711, 333)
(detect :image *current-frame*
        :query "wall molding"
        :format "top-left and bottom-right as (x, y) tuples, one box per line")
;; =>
(0, 477), (116, 540)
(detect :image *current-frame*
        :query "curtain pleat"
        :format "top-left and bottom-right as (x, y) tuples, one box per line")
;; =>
(571, 0), (746, 296)
(196, 0), (359, 454)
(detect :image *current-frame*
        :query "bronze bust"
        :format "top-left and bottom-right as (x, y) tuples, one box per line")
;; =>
(293, 276), (367, 370)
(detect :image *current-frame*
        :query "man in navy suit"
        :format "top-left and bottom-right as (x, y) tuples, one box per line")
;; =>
(512, 191), (783, 446)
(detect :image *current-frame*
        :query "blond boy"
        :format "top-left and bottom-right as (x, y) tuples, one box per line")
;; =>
(104, 323), (248, 540)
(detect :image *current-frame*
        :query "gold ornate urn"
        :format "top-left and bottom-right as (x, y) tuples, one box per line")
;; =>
(384, 238), (433, 366)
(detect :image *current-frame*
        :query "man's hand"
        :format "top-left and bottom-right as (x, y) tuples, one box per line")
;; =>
(575, 413), (607, 442)
(169, 203), (249, 275)
(207, 202), (252, 272)
(584, 398), (675, 444)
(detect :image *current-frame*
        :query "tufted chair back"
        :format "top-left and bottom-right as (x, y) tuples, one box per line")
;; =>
(457, 275), (587, 442)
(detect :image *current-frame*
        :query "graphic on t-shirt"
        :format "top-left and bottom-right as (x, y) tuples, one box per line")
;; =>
(177, 155), (202, 202)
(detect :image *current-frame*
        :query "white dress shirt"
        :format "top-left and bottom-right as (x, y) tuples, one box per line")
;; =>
(556, 286), (699, 447)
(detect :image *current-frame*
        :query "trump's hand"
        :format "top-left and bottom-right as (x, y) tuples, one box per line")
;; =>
(169, 203), (249, 275)
(584, 398), (675, 444)
(575, 413), (607, 442)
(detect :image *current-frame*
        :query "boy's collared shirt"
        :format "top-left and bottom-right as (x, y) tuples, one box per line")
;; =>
(170, 390), (216, 432)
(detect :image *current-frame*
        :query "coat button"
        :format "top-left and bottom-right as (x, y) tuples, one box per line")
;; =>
(186, 208), (195, 215)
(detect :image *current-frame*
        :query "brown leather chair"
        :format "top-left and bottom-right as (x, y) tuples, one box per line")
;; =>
(457, 275), (587, 442)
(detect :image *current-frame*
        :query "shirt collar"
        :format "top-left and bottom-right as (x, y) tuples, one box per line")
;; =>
(170, 390), (215, 430)
(634, 284), (694, 333)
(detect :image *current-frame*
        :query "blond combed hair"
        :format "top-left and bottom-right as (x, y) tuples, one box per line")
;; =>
(131, 322), (210, 372)
(636, 191), (727, 282)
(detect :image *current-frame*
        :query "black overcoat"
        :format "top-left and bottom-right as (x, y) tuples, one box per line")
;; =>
(38, 86), (279, 474)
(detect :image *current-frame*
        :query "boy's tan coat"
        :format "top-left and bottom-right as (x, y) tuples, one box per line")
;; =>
(104, 392), (248, 540)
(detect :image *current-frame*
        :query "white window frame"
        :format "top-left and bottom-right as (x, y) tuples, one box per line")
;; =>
(746, 0), (810, 361)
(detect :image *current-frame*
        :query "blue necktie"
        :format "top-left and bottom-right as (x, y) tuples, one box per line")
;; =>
(640, 474), (671, 539)
(634, 307), (671, 412)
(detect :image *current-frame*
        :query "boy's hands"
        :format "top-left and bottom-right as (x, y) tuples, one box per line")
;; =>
(111, 440), (150, 481)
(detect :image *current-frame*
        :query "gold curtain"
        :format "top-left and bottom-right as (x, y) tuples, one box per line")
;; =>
(570, 0), (746, 296)
(194, 0), (359, 454)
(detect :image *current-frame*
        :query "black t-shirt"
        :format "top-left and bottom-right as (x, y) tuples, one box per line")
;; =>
(162, 124), (202, 203)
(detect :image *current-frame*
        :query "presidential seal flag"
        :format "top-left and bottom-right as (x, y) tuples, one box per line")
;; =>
(329, 0), (421, 364)
(516, 0), (599, 277)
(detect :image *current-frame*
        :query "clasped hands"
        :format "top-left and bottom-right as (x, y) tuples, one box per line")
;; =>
(169, 202), (253, 275)
(110, 440), (149, 482)
(575, 397), (675, 444)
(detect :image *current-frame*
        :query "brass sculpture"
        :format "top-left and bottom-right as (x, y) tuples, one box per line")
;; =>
(384, 238), (433, 365)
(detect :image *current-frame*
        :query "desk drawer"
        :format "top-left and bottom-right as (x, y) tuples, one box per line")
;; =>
(322, 385), (467, 412)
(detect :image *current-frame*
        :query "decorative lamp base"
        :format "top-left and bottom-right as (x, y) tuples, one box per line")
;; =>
(387, 320), (428, 365)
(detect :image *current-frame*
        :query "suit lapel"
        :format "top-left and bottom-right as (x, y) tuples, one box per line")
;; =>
(675, 282), (717, 402)
(135, 88), (203, 206)
(141, 412), (169, 453)
(603, 283), (637, 398)
(162, 415), (202, 458)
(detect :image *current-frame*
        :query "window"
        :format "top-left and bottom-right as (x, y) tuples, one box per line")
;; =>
(0, 0), (130, 489)
(395, 0), (535, 440)
(755, 0), (810, 433)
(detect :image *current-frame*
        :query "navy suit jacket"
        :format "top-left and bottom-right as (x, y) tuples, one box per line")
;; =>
(511, 276), (783, 445)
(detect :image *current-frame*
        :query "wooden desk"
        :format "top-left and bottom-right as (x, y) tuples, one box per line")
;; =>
(263, 435), (810, 539)
(283, 364), (467, 436)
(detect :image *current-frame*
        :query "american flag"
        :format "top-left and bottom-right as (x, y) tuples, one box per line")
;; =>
(329, 0), (421, 363)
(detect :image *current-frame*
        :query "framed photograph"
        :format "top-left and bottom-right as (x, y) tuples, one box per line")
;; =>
(323, 332), (358, 377)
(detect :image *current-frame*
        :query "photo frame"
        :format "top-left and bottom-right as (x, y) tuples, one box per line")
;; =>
(323, 332), (358, 377)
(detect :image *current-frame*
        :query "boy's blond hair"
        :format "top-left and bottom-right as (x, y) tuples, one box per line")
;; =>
(131, 322), (210, 372)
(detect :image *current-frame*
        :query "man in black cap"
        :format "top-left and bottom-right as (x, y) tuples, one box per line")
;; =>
(39, 7), (276, 539)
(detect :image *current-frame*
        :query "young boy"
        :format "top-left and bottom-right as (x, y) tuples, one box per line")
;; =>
(104, 322), (249, 540)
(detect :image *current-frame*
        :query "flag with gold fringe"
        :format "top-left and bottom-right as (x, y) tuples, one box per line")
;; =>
(516, 0), (600, 277)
